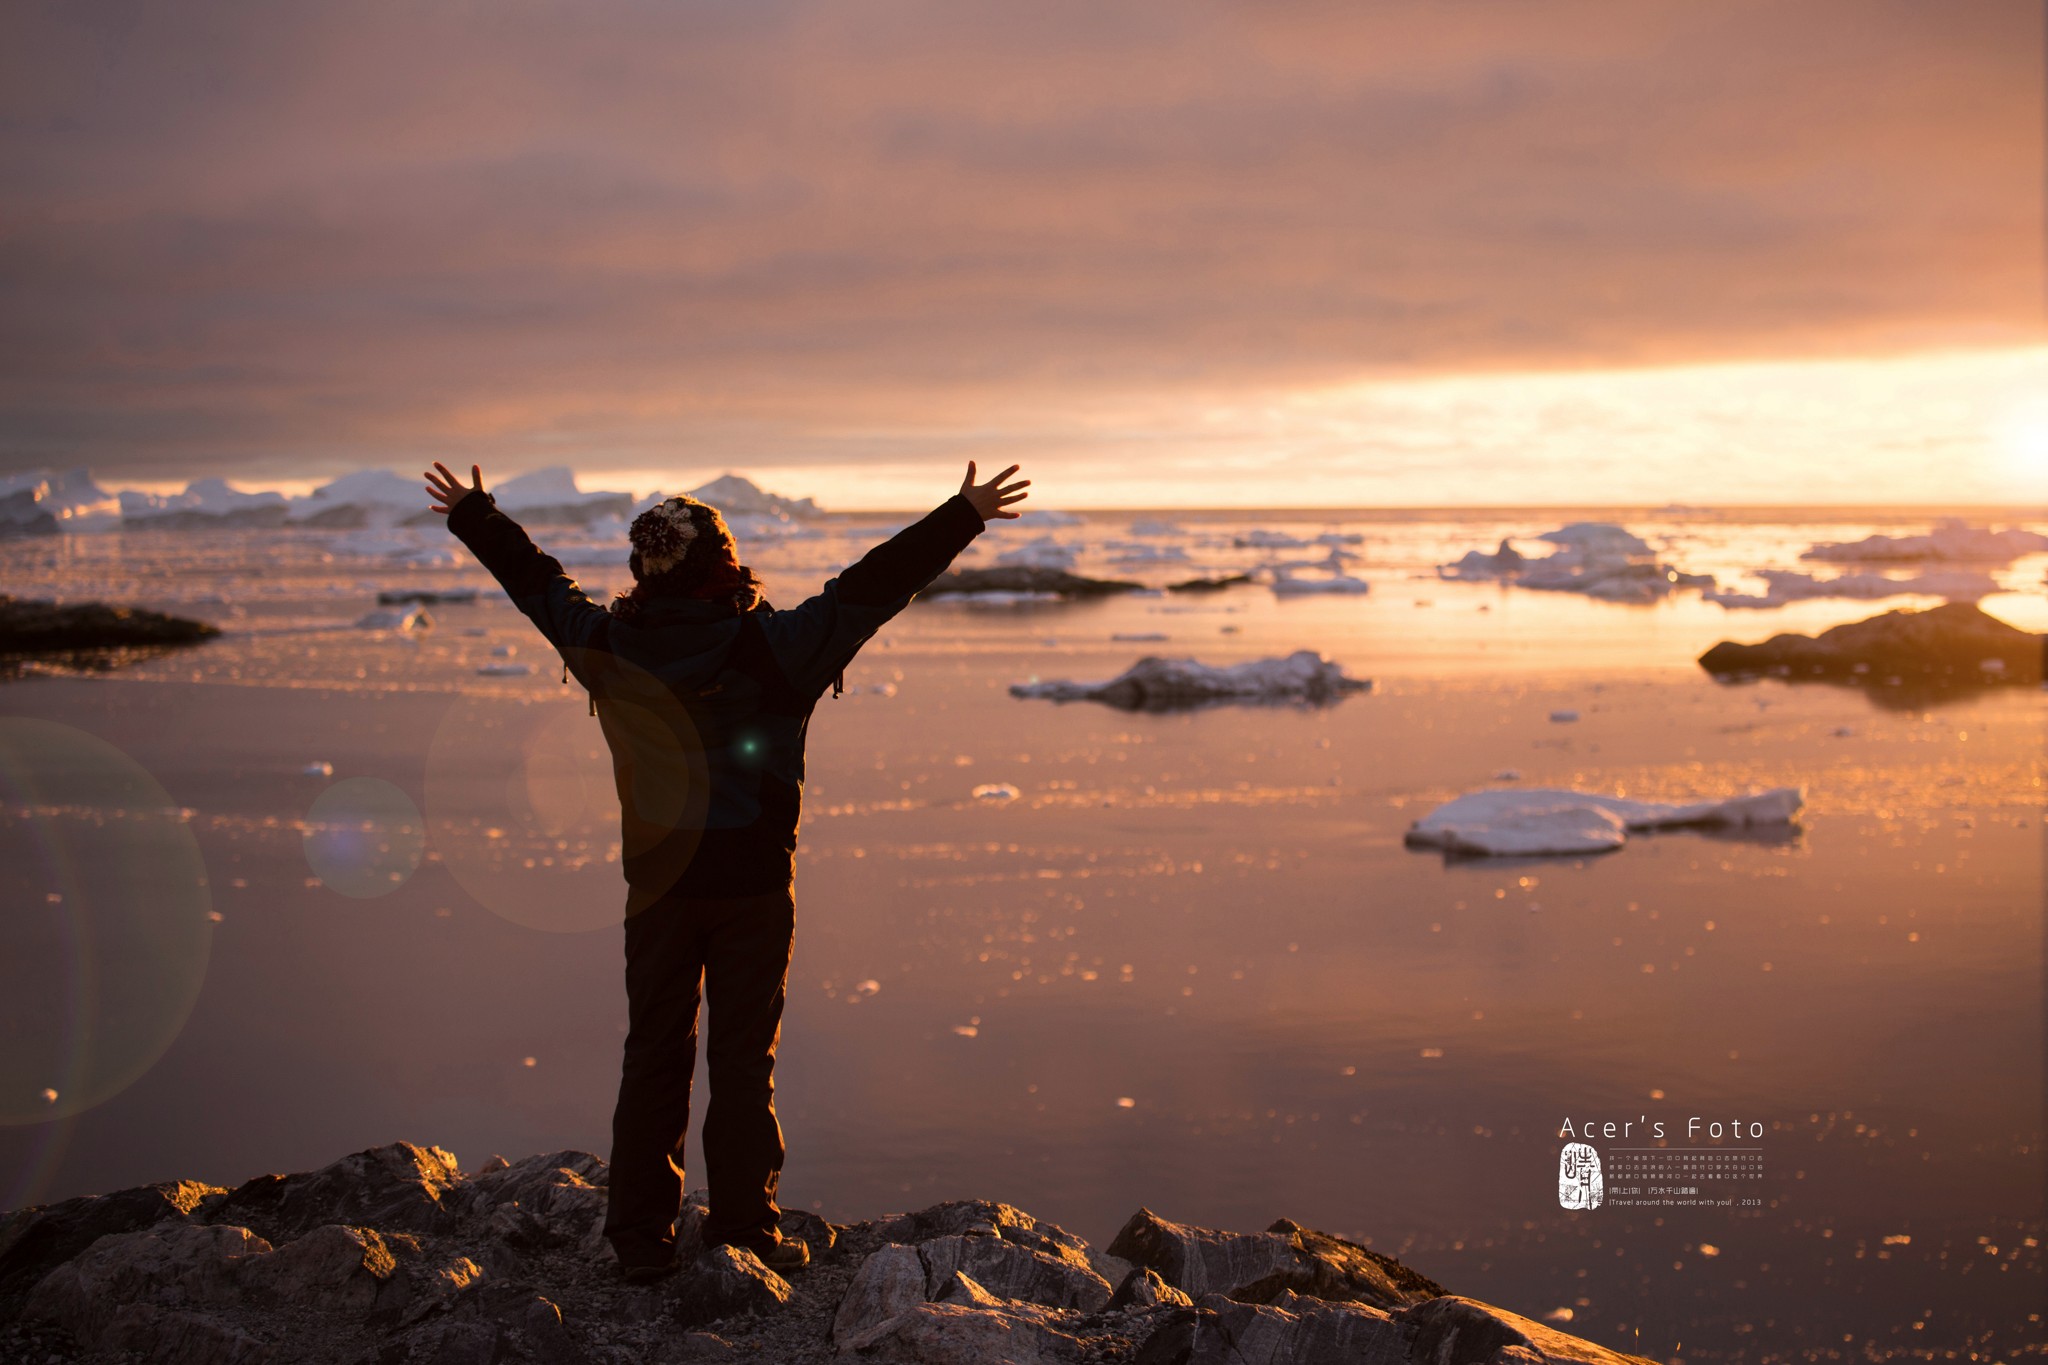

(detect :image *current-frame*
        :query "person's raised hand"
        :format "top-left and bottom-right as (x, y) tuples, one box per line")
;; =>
(959, 462), (1030, 521)
(424, 462), (485, 516)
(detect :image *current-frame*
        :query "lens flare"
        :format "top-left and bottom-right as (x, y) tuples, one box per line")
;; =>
(301, 778), (426, 899)
(0, 718), (212, 1126)
(424, 650), (708, 932)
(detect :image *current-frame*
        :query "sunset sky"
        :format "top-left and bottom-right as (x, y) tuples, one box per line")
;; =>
(1, 1), (2042, 507)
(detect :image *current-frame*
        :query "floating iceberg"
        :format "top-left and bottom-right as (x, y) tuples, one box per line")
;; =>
(1270, 566), (1371, 596)
(1405, 787), (1803, 858)
(1127, 518), (1187, 537)
(995, 535), (1081, 571)
(1802, 521), (2048, 565)
(1703, 568), (1999, 609)
(1438, 522), (1706, 603)
(476, 661), (534, 676)
(286, 470), (429, 528)
(355, 605), (433, 632)
(1011, 650), (1370, 711)
(1234, 528), (1313, 549)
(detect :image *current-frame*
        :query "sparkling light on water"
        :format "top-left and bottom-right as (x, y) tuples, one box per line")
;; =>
(0, 718), (212, 1125)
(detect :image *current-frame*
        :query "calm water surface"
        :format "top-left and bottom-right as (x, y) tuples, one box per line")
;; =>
(2, 507), (2042, 1362)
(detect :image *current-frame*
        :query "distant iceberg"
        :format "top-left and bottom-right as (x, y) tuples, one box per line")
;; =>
(0, 468), (120, 533)
(1704, 568), (1999, 609)
(1802, 521), (2048, 565)
(1011, 650), (1370, 711)
(680, 473), (821, 520)
(1405, 787), (1803, 858)
(488, 467), (633, 524)
(122, 478), (289, 529)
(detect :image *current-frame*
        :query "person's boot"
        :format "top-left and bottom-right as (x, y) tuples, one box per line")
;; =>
(709, 1230), (809, 1274)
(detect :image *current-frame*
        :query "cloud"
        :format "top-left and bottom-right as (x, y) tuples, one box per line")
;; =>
(0, 0), (2037, 488)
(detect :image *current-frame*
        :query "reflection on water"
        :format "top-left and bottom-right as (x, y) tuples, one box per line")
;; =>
(0, 509), (2042, 1361)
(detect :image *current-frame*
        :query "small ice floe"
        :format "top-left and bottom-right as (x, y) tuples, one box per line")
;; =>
(973, 783), (1021, 802)
(1019, 509), (1084, 527)
(355, 605), (433, 632)
(1012, 650), (1371, 711)
(1438, 522), (1709, 603)
(377, 587), (479, 605)
(1803, 520), (2048, 565)
(1111, 632), (1170, 643)
(1270, 566), (1371, 596)
(1549, 710), (1580, 723)
(1703, 568), (1999, 609)
(995, 536), (1081, 571)
(301, 761), (334, 778)
(1103, 541), (1191, 566)
(1405, 786), (1803, 858)
(1235, 528), (1313, 549)
(490, 644), (517, 658)
(1128, 518), (1188, 537)
(475, 662), (534, 676)
(1494, 769), (1522, 780)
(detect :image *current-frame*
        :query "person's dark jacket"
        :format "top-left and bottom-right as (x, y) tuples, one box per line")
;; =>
(447, 493), (986, 912)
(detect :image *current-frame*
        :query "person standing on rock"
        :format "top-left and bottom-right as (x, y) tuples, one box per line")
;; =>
(426, 459), (1030, 1283)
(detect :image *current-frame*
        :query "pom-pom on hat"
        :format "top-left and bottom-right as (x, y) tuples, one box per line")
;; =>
(629, 496), (710, 577)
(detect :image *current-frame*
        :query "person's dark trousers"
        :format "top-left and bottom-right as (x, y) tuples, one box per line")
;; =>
(602, 885), (795, 1267)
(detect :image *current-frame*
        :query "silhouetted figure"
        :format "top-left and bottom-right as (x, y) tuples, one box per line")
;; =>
(427, 460), (1028, 1282)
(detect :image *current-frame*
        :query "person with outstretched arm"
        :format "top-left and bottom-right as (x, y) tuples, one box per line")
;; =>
(425, 460), (1030, 1283)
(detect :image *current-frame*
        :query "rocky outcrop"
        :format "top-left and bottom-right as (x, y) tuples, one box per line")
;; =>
(0, 596), (223, 653)
(1698, 602), (2044, 690)
(0, 1141), (1657, 1365)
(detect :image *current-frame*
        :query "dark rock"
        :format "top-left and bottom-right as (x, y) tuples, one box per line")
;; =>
(25, 1222), (272, 1349)
(832, 1244), (927, 1346)
(875, 1199), (1092, 1263)
(372, 1317), (506, 1365)
(0, 595), (223, 653)
(924, 566), (1144, 598)
(1165, 574), (1253, 593)
(777, 1207), (841, 1256)
(462, 1151), (608, 1247)
(209, 1142), (464, 1243)
(836, 1300), (1086, 1363)
(96, 1303), (275, 1365)
(242, 1223), (417, 1314)
(1107, 1208), (1439, 1310)
(377, 588), (481, 605)
(917, 1233), (1111, 1311)
(672, 1245), (791, 1329)
(1698, 602), (2044, 690)
(1398, 1294), (1658, 1364)
(1134, 1291), (1411, 1365)
(1109, 1266), (1193, 1310)
(0, 1177), (220, 1314)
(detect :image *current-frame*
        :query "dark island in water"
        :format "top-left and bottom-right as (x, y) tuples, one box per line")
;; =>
(1, 595), (222, 677)
(0, 1140), (1655, 1364)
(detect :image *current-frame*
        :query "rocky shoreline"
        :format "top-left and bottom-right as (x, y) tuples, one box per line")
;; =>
(0, 1142), (1655, 1365)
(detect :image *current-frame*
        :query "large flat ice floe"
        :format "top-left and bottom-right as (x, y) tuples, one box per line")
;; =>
(1405, 787), (1804, 857)
(1011, 650), (1370, 710)
(1802, 521), (2048, 565)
